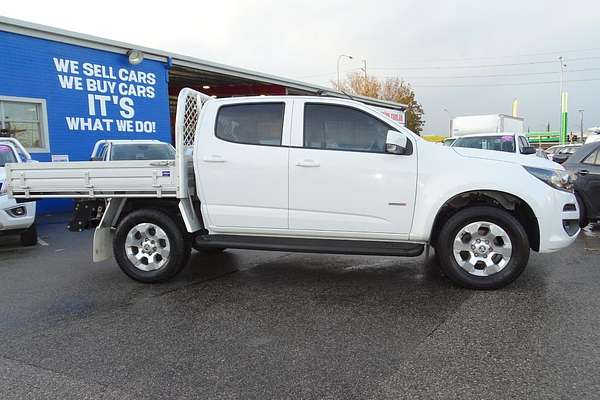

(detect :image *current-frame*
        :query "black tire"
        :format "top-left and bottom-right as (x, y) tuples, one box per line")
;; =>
(575, 192), (589, 229)
(113, 209), (191, 283)
(436, 206), (530, 290)
(20, 224), (38, 246)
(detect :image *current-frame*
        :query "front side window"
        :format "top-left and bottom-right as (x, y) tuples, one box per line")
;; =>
(0, 99), (48, 151)
(304, 104), (390, 153)
(216, 103), (284, 146)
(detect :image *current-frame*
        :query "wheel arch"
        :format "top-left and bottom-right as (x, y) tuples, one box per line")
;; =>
(430, 190), (540, 252)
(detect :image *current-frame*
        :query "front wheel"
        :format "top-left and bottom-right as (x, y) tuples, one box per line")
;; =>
(436, 206), (530, 290)
(113, 209), (190, 283)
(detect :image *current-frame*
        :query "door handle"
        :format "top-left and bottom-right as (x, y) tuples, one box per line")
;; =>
(579, 169), (589, 176)
(296, 159), (320, 167)
(203, 154), (226, 163)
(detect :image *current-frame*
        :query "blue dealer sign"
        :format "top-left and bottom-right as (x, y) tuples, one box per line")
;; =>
(0, 30), (171, 162)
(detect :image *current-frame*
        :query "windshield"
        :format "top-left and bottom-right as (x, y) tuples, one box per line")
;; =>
(0, 144), (17, 167)
(110, 144), (175, 161)
(452, 135), (515, 153)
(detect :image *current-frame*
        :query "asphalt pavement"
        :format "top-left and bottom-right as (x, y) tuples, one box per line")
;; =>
(1, 215), (600, 399)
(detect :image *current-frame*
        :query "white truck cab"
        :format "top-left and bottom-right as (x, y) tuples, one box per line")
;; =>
(0, 138), (37, 245)
(5, 89), (580, 289)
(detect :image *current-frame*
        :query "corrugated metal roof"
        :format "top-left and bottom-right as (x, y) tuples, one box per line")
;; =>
(0, 16), (407, 111)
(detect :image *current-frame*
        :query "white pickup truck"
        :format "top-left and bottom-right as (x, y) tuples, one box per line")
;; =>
(5, 89), (580, 289)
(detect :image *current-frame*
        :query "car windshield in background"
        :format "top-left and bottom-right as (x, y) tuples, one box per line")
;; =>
(0, 144), (17, 166)
(111, 144), (175, 161)
(452, 135), (516, 153)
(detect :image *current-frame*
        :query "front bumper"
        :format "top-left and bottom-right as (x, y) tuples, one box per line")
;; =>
(537, 189), (580, 253)
(0, 195), (36, 232)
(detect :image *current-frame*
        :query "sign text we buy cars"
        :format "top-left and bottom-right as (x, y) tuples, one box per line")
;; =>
(53, 58), (159, 134)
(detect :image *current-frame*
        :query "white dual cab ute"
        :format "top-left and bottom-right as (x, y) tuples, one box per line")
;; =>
(0, 138), (37, 245)
(5, 89), (580, 289)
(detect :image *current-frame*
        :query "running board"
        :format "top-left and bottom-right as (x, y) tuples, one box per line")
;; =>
(194, 235), (424, 257)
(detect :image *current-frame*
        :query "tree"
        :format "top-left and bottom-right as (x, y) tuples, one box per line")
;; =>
(333, 72), (425, 134)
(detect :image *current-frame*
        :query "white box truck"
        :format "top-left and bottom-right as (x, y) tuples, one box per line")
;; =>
(452, 114), (524, 137)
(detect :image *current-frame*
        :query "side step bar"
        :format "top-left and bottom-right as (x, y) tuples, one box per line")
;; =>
(194, 235), (424, 257)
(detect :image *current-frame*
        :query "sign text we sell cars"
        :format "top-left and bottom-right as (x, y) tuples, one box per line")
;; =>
(53, 58), (158, 134)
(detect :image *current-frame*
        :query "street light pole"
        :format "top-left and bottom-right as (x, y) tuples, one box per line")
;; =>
(337, 54), (353, 88)
(443, 108), (453, 136)
(578, 109), (584, 141)
(559, 56), (568, 144)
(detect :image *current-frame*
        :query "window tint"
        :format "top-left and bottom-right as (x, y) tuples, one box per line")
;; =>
(111, 144), (175, 160)
(453, 135), (515, 153)
(216, 103), (284, 146)
(583, 150), (599, 165)
(304, 104), (390, 153)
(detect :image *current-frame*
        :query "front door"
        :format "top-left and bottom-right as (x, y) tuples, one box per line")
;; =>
(289, 101), (417, 237)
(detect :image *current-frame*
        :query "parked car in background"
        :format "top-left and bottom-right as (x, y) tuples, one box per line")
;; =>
(451, 132), (537, 155)
(69, 140), (177, 233)
(585, 134), (600, 144)
(544, 145), (564, 161)
(550, 144), (582, 165)
(564, 142), (600, 227)
(91, 140), (175, 161)
(0, 138), (37, 245)
(535, 149), (549, 159)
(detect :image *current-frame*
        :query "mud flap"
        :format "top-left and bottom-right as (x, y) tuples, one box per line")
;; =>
(93, 198), (126, 262)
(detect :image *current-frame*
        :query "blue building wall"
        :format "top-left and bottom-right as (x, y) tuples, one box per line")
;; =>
(0, 30), (171, 213)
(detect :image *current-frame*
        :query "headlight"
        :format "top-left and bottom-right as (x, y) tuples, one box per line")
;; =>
(523, 166), (576, 192)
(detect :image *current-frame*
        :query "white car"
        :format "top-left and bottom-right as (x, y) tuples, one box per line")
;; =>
(0, 138), (37, 245)
(6, 89), (580, 289)
(451, 132), (537, 155)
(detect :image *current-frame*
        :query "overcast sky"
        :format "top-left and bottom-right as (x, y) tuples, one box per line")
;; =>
(2, 0), (599, 134)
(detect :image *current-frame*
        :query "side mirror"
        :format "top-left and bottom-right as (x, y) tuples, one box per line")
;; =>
(521, 146), (537, 155)
(385, 130), (408, 155)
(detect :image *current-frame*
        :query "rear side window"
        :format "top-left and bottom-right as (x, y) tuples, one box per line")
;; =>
(303, 104), (390, 153)
(216, 103), (285, 146)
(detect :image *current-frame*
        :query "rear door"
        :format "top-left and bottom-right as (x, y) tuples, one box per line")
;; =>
(288, 100), (417, 237)
(196, 99), (292, 230)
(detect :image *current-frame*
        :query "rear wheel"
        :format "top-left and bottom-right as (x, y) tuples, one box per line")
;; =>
(20, 224), (38, 246)
(436, 206), (530, 290)
(113, 209), (190, 283)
